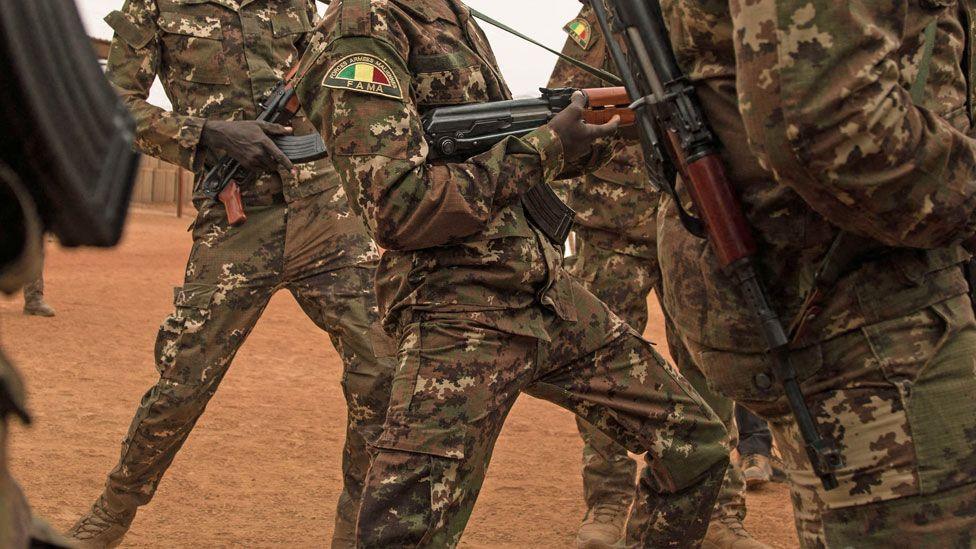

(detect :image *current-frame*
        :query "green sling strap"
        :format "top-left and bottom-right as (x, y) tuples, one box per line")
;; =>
(910, 21), (939, 105)
(465, 5), (623, 86)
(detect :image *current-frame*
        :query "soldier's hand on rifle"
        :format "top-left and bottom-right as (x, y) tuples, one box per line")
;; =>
(548, 91), (620, 163)
(201, 120), (295, 172)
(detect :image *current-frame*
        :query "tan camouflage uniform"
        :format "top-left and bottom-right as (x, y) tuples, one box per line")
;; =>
(659, 0), (976, 546)
(547, 5), (754, 544)
(75, 1), (394, 545)
(295, 1), (731, 547)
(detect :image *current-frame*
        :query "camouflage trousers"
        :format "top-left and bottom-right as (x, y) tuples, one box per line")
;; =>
(101, 187), (393, 548)
(357, 268), (730, 548)
(22, 247), (42, 301)
(569, 233), (747, 528)
(684, 292), (976, 548)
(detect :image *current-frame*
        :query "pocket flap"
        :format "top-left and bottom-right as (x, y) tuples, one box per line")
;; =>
(105, 10), (156, 50)
(391, 0), (456, 24)
(173, 283), (218, 310)
(412, 51), (478, 73)
(157, 12), (223, 39)
(371, 422), (466, 460)
(272, 10), (313, 37)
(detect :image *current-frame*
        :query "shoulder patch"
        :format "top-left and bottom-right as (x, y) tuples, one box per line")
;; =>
(564, 18), (594, 50)
(324, 53), (403, 100)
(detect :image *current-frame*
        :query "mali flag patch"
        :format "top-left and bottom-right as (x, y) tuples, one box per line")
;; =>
(324, 54), (403, 100)
(564, 18), (594, 50)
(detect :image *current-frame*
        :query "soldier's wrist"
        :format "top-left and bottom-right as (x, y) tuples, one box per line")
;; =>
(523, 126), (566, 184)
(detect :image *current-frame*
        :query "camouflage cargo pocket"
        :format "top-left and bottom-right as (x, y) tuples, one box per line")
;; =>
(154, 283), (217, 377)
(688, 341), (824, 406)
(156, 11), (230, 86)
(412, 52), (487, 107)
(271, 6), (312, 41)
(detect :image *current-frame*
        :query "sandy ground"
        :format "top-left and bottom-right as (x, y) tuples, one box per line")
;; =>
(3, 209), (799, 548)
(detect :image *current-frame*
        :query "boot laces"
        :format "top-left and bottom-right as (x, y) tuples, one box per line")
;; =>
(590, 504), (625, 526)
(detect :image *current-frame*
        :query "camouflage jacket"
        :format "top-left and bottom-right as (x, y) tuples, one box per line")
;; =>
(296, 0), (576, 336)
(547, 3), (658, 257)
(104, 0), (337, 202)
(659, 0), (974, 351)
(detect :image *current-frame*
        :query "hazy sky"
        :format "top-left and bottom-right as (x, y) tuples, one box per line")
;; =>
(76, 0), (583, 107)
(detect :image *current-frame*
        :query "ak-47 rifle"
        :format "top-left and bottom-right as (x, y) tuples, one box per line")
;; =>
(590, 1), (844, 490)
(423, 86), (634, 159)
(423, 86), (634, 245)
(200, 64), (328, 226)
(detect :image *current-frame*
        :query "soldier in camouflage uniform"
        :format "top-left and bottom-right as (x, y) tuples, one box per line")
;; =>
(549, 5), (767, 548)
(295, 1), (731, 547)
(66, 1), (394, 547)
(658, 0), (976, 546)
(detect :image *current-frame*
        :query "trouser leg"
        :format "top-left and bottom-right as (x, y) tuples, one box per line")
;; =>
(356, 315), (537, 548)
(569, 238), (656, 513)
(576, 417), (639, 510)
(662, 318), (746, 524)
(22, 246), (43, 301)
(357, 276), (726, 548)
(104, 200), (286, 509)
(686, 294), (976, 548)
(528, 280), (729, 547)
(735, 405), (772, 458)
(22, 278), (42, 301)
(290, 265), (394, 548)
(105, 282), (274, 507)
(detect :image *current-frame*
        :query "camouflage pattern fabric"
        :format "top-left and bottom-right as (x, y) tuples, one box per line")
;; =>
(295, 1), (731, 546)
(549, 4), (752, 534)
(659, 0), (976, 545)
(102, 2), (393, 546)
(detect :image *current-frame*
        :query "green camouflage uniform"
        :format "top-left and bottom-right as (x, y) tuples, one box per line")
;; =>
(97, 1), (393, 545)
(295, 1), (730, 546)
(548, 4), (751, 533)
(659, 0), (976, 546)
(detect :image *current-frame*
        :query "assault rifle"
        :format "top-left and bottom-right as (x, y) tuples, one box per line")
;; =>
(201, 66), (328, 226)
(590, 1), (843, 490)
(423, 87), (633, 159)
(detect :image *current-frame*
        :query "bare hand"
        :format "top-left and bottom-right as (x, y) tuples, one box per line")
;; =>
(201, 120), (294, 172)
(548, 92), (620, 163)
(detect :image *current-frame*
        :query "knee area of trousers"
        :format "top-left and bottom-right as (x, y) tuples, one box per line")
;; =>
(150, 378), (210, 405)
(651, 435), (731, 494)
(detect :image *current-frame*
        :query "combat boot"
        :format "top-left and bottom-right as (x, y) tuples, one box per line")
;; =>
(740, 454), (773, 490)
(22, 280), (55, 317)
(702, 516), (771, 549)
(66, 493), (136, 549)
(576, 503), (627, 549)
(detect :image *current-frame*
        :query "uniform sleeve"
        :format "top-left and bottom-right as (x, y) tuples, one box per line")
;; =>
(298, 35), (564, 251)
(104, 0), (206, 170)
(731, 1), (976, 248)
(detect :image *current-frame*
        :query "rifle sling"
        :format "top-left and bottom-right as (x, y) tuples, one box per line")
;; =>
(466, 5), (623, 87)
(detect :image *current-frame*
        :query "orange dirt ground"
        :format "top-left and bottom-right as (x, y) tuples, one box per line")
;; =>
(3, 209), (799, 548)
